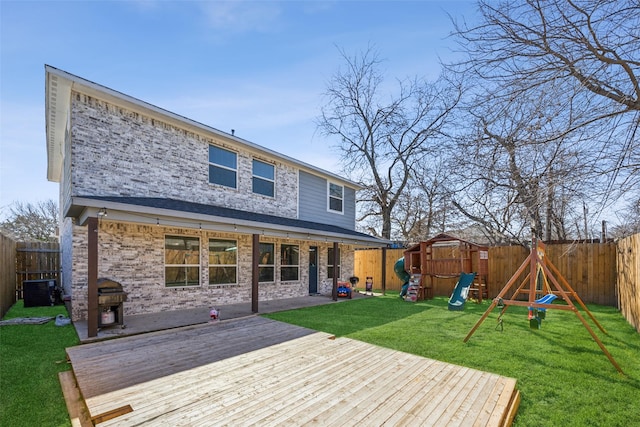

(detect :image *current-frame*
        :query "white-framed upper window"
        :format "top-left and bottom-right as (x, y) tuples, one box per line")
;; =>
(252, 159), (275, 197)
(328, 182), (344, 213)
(165, 235), (200, 287)
(208, 239), (237, 285)
(280, 244), (299, 281)
(209, 145), (237, 188)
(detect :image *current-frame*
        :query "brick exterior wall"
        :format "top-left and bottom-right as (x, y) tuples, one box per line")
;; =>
(68, 93), (298, 218)
(62, 90), (357, 321)
(66, 220), (355, 321)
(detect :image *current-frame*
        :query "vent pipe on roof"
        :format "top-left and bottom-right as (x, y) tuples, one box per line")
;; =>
(231, 129), (235, 136)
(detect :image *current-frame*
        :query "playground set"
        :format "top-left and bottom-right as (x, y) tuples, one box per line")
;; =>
(398, 234), (489, 307)
(463, 234), (624, 374)
(385, 232), (623, 373)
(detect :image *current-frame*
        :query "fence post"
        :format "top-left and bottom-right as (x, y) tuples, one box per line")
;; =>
(0, 233), (17, 318)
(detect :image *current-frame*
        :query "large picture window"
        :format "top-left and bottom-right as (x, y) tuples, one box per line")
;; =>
(328, 182), (343, 213)
(280, 244), (299, 281)
(165, 236), (200, 287)
(252, 159), (275, 197)
(259, 242), (275, 283)
(208, 239), (237, 285)
(327, 247), (341, 279)
(209, 145), (237, 188)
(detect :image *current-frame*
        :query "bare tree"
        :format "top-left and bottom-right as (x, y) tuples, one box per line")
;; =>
(609, 196), (640, 238)
(453, 0), (640, 122)
(317, 46), (462, 239)
(0, 200), (59, 242)
(393, 158), (455, 243)
(448, 0), (640, 236)
(448, 81), (603, 245)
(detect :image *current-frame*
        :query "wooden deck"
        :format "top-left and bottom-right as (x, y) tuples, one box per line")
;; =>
(65, 317), (519, 426)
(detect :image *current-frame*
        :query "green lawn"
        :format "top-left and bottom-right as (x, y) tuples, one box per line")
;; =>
(264, 294), (640, 427)
(2, 295), (638, 426)
(0, 302), (79, 427)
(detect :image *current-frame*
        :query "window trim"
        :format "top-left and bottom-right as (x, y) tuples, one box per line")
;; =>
(252, 158), (275, 197)
(280, 243), (300, 282)
(258, 242), (275, 283)
(208, 238), (238, 286)
(164, 235), (201, 287)
(208, 144), (237, 189)
(327, 181), (344, 214)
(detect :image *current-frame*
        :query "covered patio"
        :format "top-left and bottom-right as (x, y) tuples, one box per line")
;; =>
(70, 196), (386, 339)
(72, 293), (371, 343)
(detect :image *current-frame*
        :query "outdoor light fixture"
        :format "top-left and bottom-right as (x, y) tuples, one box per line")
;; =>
(97, 207), (107, 217)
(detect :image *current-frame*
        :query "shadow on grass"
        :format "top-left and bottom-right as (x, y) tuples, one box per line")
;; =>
(264, 292), (436, 336)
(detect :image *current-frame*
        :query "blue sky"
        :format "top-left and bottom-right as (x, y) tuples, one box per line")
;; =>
(0, 0), (477, 215)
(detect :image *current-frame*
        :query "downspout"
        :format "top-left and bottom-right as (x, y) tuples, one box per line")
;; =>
(87, 217), (98, 338)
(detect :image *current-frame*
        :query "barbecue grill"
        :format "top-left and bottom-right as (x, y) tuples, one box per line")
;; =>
(97, 278), (127, 329)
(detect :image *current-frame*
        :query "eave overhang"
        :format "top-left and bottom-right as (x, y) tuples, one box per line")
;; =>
(70, 196), (388, 248)
(46, 67), (72, 182)
(44, 65), (362, 190)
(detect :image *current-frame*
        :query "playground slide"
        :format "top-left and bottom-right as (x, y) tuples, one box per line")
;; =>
(447, 272), (477, 311)
(394, 258), (411, 297)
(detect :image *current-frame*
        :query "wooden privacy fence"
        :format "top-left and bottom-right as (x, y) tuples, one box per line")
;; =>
(0, 235), (60, 318)
(617, 233), (640, 332)
(15, 241), (61, 299)
(354, 248), (405, 293)
(545, 242), (617, 306)
(355, 241), (618, 306)
(487, 243), (617, 306)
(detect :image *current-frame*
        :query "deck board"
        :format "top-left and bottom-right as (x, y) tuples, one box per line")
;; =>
(218, 343), (390, 424)
(254, 347), (405, 426)
(68, 317), (320, 398)
(117, 337), (370, 425)
(88, 333), (338, 419)
(66, 317), (519, 426)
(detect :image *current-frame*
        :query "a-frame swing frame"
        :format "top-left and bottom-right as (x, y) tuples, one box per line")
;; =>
(463, 235), (624, 374)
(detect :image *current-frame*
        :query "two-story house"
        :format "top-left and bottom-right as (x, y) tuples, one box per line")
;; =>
(45, 65), (385, 336)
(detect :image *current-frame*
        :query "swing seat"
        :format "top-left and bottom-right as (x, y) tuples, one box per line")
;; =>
(528, 294), (557, 328)
(534, 294), (557, 312)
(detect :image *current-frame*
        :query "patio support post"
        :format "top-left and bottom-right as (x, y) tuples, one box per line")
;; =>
(381, 246), (387, 295)
(87, 216), (98, 338)
(332, 241), (338, 301)
(252, 234), (259, 313)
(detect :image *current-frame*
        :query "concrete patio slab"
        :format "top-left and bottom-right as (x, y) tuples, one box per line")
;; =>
(73, 292), (372, 343)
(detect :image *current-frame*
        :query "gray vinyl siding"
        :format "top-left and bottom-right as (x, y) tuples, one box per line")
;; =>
(298, 170), (356, 230)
